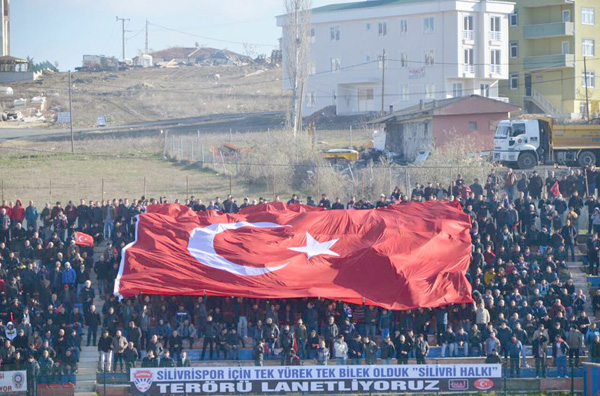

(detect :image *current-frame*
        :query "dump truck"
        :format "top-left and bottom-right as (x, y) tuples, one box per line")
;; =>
(492, 116), (600, 169)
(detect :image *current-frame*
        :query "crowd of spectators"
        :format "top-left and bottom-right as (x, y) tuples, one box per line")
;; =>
(0, 166), (600, 385)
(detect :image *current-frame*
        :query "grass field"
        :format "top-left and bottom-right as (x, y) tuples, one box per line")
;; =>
(0, 127), (373, 205)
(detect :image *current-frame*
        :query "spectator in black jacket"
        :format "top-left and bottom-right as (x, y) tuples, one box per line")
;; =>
(97, 331), (113, 372)
(123, 341), (138, 373)
(85, 305), (100, 347)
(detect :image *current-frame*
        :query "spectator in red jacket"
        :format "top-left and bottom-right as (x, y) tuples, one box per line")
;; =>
(11, 199), (25, 225)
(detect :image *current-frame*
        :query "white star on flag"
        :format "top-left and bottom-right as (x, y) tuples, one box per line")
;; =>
(288, 232), (340, 260)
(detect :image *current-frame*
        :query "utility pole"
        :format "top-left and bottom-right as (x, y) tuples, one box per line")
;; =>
(380, 49), (386, 115)
(68, 71), (74, 153)
(116, 16), (130, 60)
(583, 55), (590, 121)
(145, 19), (149, 54)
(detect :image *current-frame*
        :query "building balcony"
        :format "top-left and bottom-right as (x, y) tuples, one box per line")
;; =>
(520, 0), (573, 7)
(489, 31), (501, 41)
(523, 53), (575, 70)
(462, 30), (474, 41)
(490, 64), (502, 74)
(463, 64), (475, 74)
(523, 22), (574, 39)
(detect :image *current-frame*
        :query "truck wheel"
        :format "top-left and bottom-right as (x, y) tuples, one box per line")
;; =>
(578, 151), (597, 167)
(517, 152), (537, 169)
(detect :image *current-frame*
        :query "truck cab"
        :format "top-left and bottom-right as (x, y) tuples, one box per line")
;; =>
(493, 119), (551, 169)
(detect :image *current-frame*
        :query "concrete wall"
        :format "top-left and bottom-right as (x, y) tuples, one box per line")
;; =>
(0, 71), (34, 83)
(385, 119), (432, 161)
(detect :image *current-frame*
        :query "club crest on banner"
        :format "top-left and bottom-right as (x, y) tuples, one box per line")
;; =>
(12, 372), (24, 389)
(133, 370), (153, 393)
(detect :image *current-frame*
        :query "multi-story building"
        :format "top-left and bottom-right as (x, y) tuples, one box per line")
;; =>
(277, 0), (514, 115)
(499, 0), (600, 119)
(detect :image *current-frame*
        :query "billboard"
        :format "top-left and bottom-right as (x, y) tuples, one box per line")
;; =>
(0, 370), (27, 393)
(584, 363), (600, 396)
(130, 364), (501, 395)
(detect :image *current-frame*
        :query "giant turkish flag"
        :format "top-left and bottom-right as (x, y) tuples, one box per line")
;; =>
(114, 201), (473, 310)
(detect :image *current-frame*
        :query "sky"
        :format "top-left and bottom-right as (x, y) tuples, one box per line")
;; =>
(12, 0), (349, 71)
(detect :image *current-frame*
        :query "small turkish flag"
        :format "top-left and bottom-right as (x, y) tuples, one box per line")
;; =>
(74, 232), (94, 247)
(115, 202), (473, 310)
(550, 181), (561, 197)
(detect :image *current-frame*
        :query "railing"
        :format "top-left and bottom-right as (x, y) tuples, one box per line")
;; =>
(462, 30), (474, 40)
(529, 89), (563, 117)
(490, 64), (502, 74)
(463, 64), (475, 73)
(489, 31), (501, 41)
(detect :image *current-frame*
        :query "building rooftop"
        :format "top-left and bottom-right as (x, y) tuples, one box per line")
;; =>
(312, 0), (438, 14)
(369, 95), (521, 123)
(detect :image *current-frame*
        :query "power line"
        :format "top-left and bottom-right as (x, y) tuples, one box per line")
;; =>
(148, 22), (278, 48)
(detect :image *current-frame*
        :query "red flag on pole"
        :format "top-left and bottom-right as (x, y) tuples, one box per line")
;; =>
(114, 202), (473, 310)
(550, 181), (561, 197)
(74, 232), (94, 247)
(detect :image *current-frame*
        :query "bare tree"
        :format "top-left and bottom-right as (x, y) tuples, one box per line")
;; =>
(242, 43), (258, 59)
(283, 0), (312, 138)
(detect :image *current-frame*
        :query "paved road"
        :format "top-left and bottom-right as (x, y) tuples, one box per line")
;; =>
(0, 111), (286, 141)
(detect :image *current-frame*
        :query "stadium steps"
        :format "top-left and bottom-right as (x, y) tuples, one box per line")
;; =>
(568, 242), (597, 323)
(75, 242), (108, 395)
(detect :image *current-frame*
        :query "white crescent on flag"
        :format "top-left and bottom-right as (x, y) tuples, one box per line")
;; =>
(187, 222), (289, 276)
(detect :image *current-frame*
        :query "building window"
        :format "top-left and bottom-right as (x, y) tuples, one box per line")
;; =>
(452, 83), (463, 98)
(424, 83), (435, 99)
(400, 52), (408, 68)
(463, 48), (474, 73)
(378, 22), (387, 37)
(307, 92), (317, 107)
(583, 71), (596, 88)
(400, 84), (409, 101)
(510, 41), (519, 58)
(330, 58), (341, 72)
(562, 41), (570, 55)
(562, 10), (571, 23)
(490, 49), (501, 74)
(365, 22), (371, 31)
(509, 8), (518, 27)
(490, 16), (501, 41)
(310, 28), (316, 44)
(510, 73), (519, 90)
(377, 55), (385, 69)
(329, 26), (340, 41)
(469, 122), (478, 131)
(582, 7), (595, 25)
(583, 39), (595, 57)
(400, 19), (408, 35)
(424, 50), (435, 66)
(580, 102), (589, 117)
(359, 88), (374, 101)
(480, 84), (490, 97)
(365, 53), (371, 63)
(463, 15), (474, 40)
(424, 17), (435, 34)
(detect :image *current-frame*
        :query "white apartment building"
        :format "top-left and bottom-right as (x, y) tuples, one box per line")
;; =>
(277, 0), (515, 115)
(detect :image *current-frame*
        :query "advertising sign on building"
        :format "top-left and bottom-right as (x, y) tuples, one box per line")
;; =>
(0, 370), (27, 393)
(130, 364), (501, 395)
(408, 67), (425, 79)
